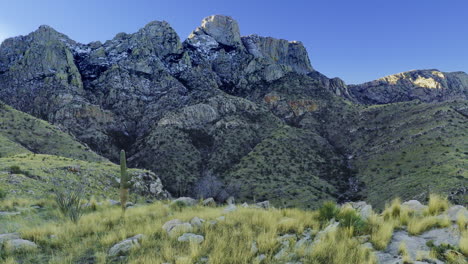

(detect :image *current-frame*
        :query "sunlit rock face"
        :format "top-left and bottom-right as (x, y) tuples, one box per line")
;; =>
(348, 69), (468, 104)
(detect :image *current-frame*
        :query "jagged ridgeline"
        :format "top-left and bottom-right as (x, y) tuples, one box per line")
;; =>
(0, 15), (466, 208)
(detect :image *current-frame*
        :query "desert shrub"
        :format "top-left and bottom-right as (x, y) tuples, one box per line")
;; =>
(318, 201), (340, 223)
(426, 240), (460, 262)
(53, 183), (84, 223)
(427, 194), (449, 215)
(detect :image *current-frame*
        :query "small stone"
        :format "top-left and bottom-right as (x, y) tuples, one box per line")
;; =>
(251, 241), (258, 254)
(446, 205), (467, 222)
(254, 201), (270, 209)
(226, 196), (235, 205)
(108, 234), (144, 257)
(224, 204), (237, 213)
(5, 239), (38, 252)
(162, 219), (183, 233)
(190, 217), (205, 229)
(168, 223), (193, 238)
(177, 233), (204, 244)
(0, 233), (20, 244)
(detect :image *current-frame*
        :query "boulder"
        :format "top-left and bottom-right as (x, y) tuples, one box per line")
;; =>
(223, 204), (237, 213)
(168, 223), (193, 238)
(5, 239), (38, 252)
(108, 234), (144, 257)
(226, 196), (235, 205)
(445, 205), (467, 222)
(402, 200), (428, 213)
(0, 233), (20, 244)
(202, 198), (216, 207)
(254, 201), (270, 209)
(172, 197), (197, 207)
(190, 217), (205, 229)
(162, 219), (183, 233)
(347, 201), (373, 219)
(177, 233), (204, 244)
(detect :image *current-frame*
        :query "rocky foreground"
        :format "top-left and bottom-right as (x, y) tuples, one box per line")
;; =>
(0, 195), (467, 264)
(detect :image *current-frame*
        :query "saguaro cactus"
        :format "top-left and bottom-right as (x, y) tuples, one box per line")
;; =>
(120, 150), (132, 212)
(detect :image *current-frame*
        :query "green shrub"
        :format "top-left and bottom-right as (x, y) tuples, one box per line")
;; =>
(337, 207), (367, 235)
(318, 201), (340, 222)
(9, 165), (22, 174)
(0, 187), (6, 200)
(170, 200), (187, 212)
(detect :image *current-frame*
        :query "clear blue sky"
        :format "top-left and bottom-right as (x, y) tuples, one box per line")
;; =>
(1, 0), (467, 84)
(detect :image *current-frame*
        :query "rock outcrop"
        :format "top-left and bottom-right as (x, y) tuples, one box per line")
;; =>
(348, 69), (468, 104)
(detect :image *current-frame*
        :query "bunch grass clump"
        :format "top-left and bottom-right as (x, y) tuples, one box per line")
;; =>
(407, 215), (450, 235)
(426, 194), (449, 216)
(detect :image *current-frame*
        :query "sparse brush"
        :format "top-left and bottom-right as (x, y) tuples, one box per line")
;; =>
(53, 182), (84, 223)
(426, 194), (449, 216)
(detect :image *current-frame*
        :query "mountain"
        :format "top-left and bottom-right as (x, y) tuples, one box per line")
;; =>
(0, 15), (466, 208)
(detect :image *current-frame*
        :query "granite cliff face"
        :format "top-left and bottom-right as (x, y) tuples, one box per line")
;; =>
(0, 15), (466, 207)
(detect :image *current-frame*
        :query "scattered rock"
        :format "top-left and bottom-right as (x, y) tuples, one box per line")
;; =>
(419, 226), (460, 246)
(202, 197), (216, 207)
(445, 205), (467, 222)
(0, 233), (20, 244)
(108, 234), (144, 257)
(402, 200), (428, 214)
(251, 241), (258, 254)
(190, 217), (205, 229)
(162, 219), (183, 233)
(312, 221), (339, 246)
(169, 223), (193, 238)
(226, 196), (235, 205)
(5, 239), (38, 252)
(172, 197), (197, 207)
(177, 233), (204, 244)
(0, 211), (21, 217)
(253, 201), (270, 209)
(347, 201), (373, 219)
(223, 204), (237, 213)
(241, 202), (249, 208)
(255, 254), (266, 263)
(108, 199), (120, 206)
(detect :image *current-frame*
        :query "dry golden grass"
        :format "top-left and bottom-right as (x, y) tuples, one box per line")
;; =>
(426, 194), (449, 216)
(407, 215), (450, 235)
(1, 195), (465, 264)
(460, 230), (468, 256)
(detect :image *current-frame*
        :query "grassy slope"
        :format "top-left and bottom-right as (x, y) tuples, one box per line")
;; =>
(0, 153), (153, 200)
(349, 100), (468, 208)
(0, 101), (104, 162)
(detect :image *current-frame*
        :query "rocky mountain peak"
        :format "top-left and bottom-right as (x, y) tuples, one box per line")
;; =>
(189, 15), (243, 49)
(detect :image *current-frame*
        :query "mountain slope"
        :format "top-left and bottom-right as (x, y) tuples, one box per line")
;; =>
(0, 15), (466, 208)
